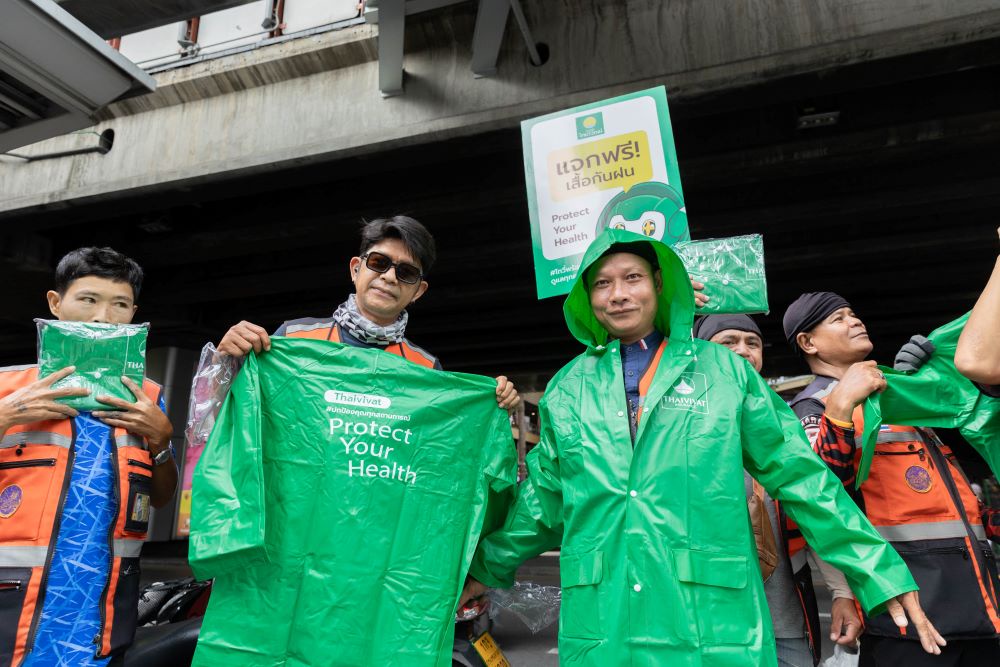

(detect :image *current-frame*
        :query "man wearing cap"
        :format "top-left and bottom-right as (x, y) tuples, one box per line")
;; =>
(458, 230), (944, 667)
(784, 292), (1000, 666)
(695, 314), (860, 667)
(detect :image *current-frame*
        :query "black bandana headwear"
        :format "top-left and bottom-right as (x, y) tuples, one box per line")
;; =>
(782, 292), (850, 350)
(693, 315), (762, 342)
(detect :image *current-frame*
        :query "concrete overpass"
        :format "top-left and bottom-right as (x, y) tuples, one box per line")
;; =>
(1, 0), (1000, 384)
(5, 0), (1000, 214)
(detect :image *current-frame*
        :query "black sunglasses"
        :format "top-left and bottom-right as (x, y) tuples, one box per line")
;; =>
(361, 251), (423, 285)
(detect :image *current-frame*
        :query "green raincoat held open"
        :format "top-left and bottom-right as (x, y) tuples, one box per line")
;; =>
(469, 229), (918, 667)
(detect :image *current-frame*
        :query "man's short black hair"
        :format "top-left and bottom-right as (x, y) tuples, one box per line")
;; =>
(585, 242), (660, 289)
(54, 247), (144, 300)
(360, 216), (436, 275)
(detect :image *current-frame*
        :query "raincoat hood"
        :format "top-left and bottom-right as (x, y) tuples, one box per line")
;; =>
(563, 229), (695, 349)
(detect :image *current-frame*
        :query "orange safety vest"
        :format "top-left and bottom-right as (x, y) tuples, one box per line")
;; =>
(0, 364), (161, 666)
(800, 386), (1000, 639)
(280, 321), (438, 369)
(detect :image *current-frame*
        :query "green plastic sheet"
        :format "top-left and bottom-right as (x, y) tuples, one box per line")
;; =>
(860, 313), (1000, 487)
(674, 234), (769, 315)
(35, 319), (148, 411)
(190, 339), (516, 667)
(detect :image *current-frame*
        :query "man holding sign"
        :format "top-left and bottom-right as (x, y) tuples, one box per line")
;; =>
(524, 87), (692, 300)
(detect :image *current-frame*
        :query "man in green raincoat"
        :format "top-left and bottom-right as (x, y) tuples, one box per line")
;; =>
(461, 229), (944, 666)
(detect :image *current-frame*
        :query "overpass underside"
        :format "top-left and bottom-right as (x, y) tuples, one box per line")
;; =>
(2, 0), (1000, 384)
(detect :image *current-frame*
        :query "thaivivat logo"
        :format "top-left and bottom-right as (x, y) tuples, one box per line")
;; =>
(662, 372), (709, 414)
(575, 112), (605, 139)
(673, 378), (695, 395)
(324, 390), (391, 409)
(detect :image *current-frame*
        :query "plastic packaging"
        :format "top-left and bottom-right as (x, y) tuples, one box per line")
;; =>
(488, 581), (561, 634)
(674, 234), (769, 315)
(821, 644), (860, 667)
(184, 342), (240, 450)
(35, 319), (148, 411)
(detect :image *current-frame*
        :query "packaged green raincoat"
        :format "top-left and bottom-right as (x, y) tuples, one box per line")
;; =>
(674, 234), (769, 315)
(35, 318), (148, 411)
(190, 339), (516, 666)
(860, 313), (1000, 484)
(469, 229), (917, 667)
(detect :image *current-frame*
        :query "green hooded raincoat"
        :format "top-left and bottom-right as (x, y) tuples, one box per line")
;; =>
(468, 229), (918, 667)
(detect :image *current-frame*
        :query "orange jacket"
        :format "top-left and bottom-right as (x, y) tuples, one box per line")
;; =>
(277, 319), (439, 369)
(0, 365), (161, 666)
(793, 377), (1000, 640)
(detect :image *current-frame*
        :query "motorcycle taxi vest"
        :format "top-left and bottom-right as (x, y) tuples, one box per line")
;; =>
(0, 365), (160, 667)
(793, 385), (1000, 641)
(279, 319), (439, 368)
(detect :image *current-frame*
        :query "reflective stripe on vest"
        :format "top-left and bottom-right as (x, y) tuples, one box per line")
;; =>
(876, 431), (920, 444)
(0, 431), (72, 449)
(114, 434), (146, 450)
(284, 321), (334, 336)
(877, 520), (988, 542)
(0, 545), (47, 568)
(113, 539), (144, 558)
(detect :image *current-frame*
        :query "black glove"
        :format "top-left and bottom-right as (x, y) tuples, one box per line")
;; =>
(894, 335), (936, 373)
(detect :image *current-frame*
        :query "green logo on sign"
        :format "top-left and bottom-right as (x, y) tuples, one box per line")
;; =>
(575, 113), (605, 139)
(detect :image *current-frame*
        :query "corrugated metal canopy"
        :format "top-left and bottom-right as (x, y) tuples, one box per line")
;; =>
(54, 0), (261, 39)
(0, 0), (155, 152)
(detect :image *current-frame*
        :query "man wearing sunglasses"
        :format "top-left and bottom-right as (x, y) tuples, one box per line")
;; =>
(218, 215), (520, 409)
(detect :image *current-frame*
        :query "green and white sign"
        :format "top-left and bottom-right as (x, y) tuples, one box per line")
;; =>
(522, 86), (689, 299)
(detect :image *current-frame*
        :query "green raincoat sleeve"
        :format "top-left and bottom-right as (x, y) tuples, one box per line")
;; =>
(859, 313), (1000, 483)
(188, 353), (269, 580)
(468, 394), (564, 588)
(738, 369), (917, 615)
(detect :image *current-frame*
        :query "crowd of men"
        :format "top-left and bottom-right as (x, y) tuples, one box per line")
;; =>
(0, 217), (998, 666)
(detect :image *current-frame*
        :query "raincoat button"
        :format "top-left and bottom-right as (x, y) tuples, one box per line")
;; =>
(633, 584), (642, 592)
(685, 350), (692, 355)
(617, 411), (624, 417)
(629, 490), (638, 497)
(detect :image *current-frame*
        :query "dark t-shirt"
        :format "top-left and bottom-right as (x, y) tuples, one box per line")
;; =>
(980, 383), (1000, 398)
